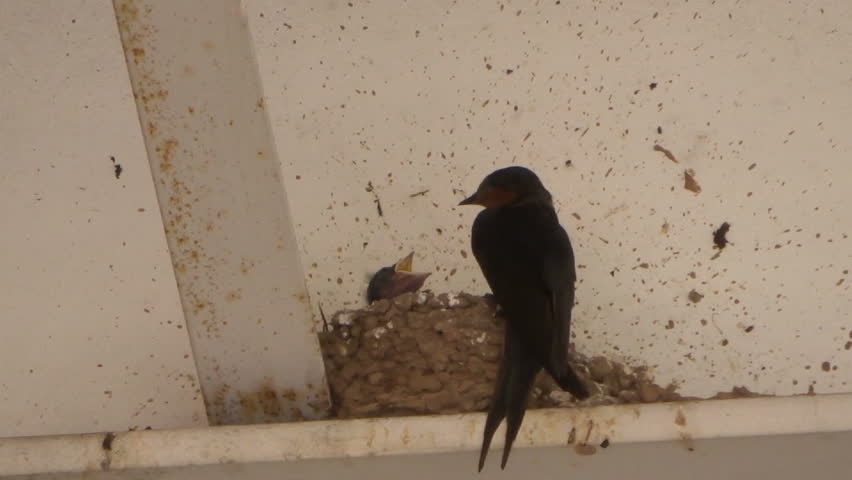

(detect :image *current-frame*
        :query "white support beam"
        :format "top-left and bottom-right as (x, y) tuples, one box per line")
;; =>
(113, 0), (329, 424)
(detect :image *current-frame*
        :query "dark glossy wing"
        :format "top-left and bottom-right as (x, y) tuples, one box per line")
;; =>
(471, 206), (588, 396)
(540, 226), (588, 398)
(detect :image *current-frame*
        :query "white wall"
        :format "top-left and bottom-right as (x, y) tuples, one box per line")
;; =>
(1, 0), (849, 444)
(245, 0), (852, 398)
(0, 0), (206, 437)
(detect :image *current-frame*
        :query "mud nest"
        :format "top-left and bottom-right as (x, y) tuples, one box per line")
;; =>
(319, 291), (688, 419)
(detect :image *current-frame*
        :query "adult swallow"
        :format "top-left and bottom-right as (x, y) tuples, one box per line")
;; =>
(459, 166), (589, 470)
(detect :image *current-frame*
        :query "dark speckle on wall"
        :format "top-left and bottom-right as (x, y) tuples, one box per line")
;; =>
(713, 222), (731, 250)
(110, 155), (123, 179)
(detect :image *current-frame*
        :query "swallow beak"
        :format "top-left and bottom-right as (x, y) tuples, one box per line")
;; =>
(458, 192), (479, 206)
(458, 186), (517, 208)
(393, 251), (415, 273)
(390, 252), (431, 296)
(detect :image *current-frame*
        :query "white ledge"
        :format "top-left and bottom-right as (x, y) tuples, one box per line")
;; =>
(2, 394), (852, 476)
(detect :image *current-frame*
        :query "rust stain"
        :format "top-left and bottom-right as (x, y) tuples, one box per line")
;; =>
(116, 2), (169, 116)
(212, 383), (232, 415)
(281, 388), (298, 402)
(157, 138), (179, 172)
(239, 393), (258, 415)
(237, 378), (285, 419)
(193, 300), (209, 313)
(574, 443), (597, 455)
(225, 289), (243, 302)
(139, 88), (169, 106)
(240, 257), (256, 274)
(117, 1), (140, 21)
(258, 388), (281, 417)
(293, 292), (309, 303)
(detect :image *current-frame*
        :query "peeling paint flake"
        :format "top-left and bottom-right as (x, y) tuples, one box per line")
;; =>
(684, 169), (701, 194)
(653, 144), (678, 163)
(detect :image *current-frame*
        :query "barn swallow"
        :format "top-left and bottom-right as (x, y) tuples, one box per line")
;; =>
(366, 252), (431, 303)
(459, 166), (590, 470)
